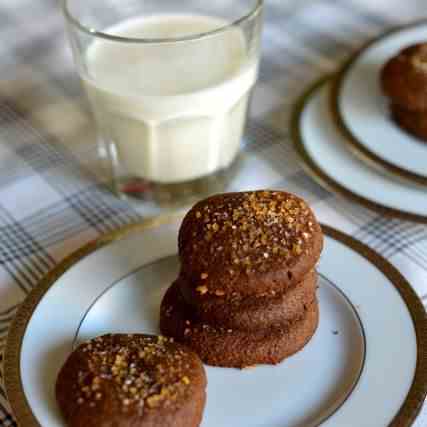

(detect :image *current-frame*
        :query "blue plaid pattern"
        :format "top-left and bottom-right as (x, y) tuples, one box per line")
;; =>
(0, 0), (426, 425)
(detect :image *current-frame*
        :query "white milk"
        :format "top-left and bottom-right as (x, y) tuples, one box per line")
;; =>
(84, 15), (258, 183)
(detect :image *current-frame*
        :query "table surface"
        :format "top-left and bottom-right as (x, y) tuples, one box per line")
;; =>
(0, 0), (426, 426)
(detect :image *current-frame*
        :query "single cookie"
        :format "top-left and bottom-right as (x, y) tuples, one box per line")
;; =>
(179, 270), (318, 331)
(178, 191), (323, 298)
(381, 43), (427, 111)
(160, 282), (319, 368)
(56, 334), (207, 427)
(391, 103), (427, 142)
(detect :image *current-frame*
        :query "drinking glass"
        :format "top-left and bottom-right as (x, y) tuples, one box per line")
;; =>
(62, 0), (263, 207)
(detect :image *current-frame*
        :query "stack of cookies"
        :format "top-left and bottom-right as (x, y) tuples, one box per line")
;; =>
(160, 190), (323, 368)
(381, 43), (427, 142)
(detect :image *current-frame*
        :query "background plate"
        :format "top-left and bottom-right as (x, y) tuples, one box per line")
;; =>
(294, 78), (427, 224)
(334, 22), (427, 185)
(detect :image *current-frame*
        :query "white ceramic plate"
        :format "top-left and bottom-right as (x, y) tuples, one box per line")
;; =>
(5, 217), (427, 427)
(294, 78), (427, 224)
(334, 22), (427, 185)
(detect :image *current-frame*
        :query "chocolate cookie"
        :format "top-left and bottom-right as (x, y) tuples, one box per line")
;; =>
(391, 103), (427, 142)
(160, 282), (319, 368)
(178, 191), (323, 298)
(381, 43), (427, 111)
(179, 270), (318, 331)
(56, 334), (207, 427)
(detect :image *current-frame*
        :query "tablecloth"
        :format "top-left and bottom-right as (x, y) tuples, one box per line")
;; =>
(0, 0), (426, 425)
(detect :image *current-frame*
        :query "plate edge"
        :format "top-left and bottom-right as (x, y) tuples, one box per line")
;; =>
(322, 225), (427, 427)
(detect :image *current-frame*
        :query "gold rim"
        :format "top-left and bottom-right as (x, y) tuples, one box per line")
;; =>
(321, 225), (427, 427)
(332, 21), (427, 187)
(5, 219), (427, 426)
(291, 76), (427, 224)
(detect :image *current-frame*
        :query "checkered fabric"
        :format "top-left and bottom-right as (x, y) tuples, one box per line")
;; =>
(0, 0), (426, 425)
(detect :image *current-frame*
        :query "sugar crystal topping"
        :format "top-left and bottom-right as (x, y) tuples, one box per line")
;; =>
(182, 191), (316, 279)
(74, 335), (193, 413)
(410, 46), (427, 71)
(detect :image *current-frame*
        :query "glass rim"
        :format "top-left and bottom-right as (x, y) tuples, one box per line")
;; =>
(61, 0), (263, 44)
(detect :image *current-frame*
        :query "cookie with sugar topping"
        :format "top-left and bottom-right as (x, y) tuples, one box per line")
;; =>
(178, 191), (323, 298)
(178, 270), (318, 331)
(160, 281), (319, 368)
(56, 334), (206, 427)
(381, 43), (427, 111)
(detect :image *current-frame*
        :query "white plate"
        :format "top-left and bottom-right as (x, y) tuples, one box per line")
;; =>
(335, 22), (427, 185)
(294, 78), (427, 224)
(5, 218), (427, 427)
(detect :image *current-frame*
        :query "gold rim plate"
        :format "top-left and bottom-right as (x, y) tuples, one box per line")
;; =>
(332, 21), (427, 187)
(292, 76), (427, 224)
(4, 218), (427, 426)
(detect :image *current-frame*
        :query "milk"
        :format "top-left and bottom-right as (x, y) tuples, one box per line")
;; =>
(83, 15), (258, 184)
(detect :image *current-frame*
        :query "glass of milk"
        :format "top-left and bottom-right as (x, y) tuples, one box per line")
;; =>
(62, 0), (263, 206)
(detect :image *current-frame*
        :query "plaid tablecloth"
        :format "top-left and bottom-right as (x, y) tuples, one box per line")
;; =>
(0, 0), (426, 425)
